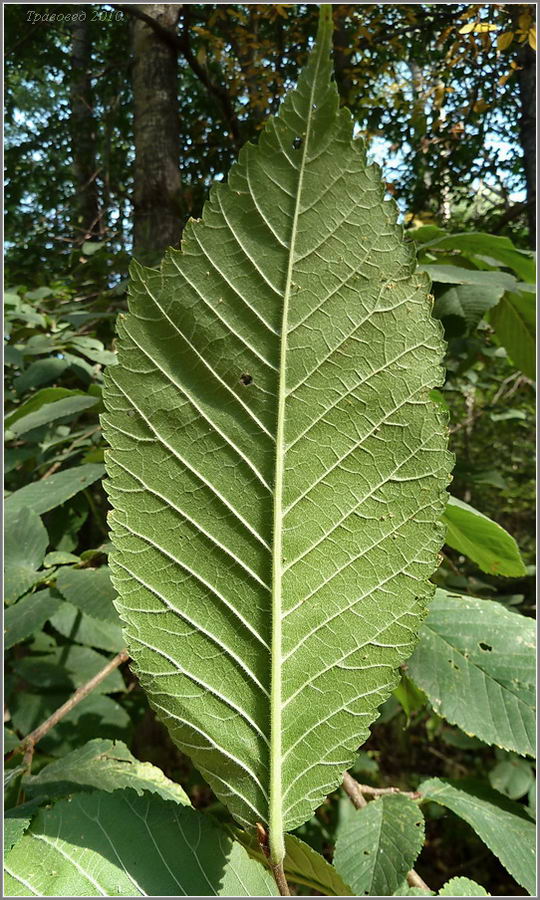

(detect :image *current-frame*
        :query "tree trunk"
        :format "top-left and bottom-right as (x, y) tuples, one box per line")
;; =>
(70, 10), (100, 240)
(516, 41), (536, 248)
(132, 3), (182, 263)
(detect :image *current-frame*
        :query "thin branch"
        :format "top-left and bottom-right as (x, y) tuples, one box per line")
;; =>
(355, 782), (421, 800)
(179, 6), (240, 147)
(114, 3), (240, 146)
(407, 868), (431, 891)
(7, 650), (129, 766)
(343, 770), (367, 808)
(271, 861), (291, 897)
(40, 426), (100, 479)
(343, 772), (431, 892)
(113, 4), (182, 52)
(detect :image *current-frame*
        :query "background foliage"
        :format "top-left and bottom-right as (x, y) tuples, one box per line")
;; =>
(4, 3), (536, 896)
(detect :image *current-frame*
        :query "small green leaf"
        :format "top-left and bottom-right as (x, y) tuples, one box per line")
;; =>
(4, 790), (277, 896)
(5, 388), (81, 430)
(4, 590), (63, 649)
(8, 395), (97, 437)
(13, 357), (70, 395)
(5, 463), (104, 515)
(489, 290), (535, 381)
(49, 601), (124, 652)
(434, 284), (507, 332)
(24, 738), (190, 805)
(55, 565), (120, 623)
(333, 794), (425, 896)
(12, 645), (124, 693)
(81, 241), (105, 255)
(443, 496), (526, 577)
(423, 264), (516, 290)
(419, 778), (536, 895)
(43, 551), (80, 567)
(489, 757), (534, 800)
(438, 876), (489, 896)
(4, 507), (48, 604)
(408, 591), (535, 757)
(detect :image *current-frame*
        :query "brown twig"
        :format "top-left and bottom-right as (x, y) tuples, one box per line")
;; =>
(343, 770), (367, 808)
(40, 426), (100, 479)
(343, 772), (431, 892)
(7, 650), (129, 767)
(271, 861), (291, 897)
(355, 782), (422, 800)
(406, 868), (431, 891)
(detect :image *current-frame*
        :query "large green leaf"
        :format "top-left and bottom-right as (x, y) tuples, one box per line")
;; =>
(24, 738), (190, 805)
(489, 290), (536, 381)
(4, 790), (277, 897)
(333, 794), (425, 896)
(443, 496), (526, 577)
(103, 9), (450, 860)
(408, 591), (535, 757)
(4, 507), (48, 603)
(5, 463), (104, 515)
(419, 778), (536, 895)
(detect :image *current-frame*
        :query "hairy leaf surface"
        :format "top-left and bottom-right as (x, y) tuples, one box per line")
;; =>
(103, 9), (450, 855)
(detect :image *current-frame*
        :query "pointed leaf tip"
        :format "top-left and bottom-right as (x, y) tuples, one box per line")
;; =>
(317, 4), (334, 48)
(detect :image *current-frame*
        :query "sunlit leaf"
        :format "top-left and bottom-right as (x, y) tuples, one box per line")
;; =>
(103, 8), (450, 858)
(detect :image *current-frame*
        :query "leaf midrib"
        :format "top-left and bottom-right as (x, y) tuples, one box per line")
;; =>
(268, 40), (325, 866)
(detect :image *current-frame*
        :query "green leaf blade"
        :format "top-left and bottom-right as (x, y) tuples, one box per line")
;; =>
(443, 496), (526, 577)
(408, 591), (535, 757)
(333, 794), (425, 896)
(5, 463), (105, 516)
(4, 790), (277, 897)
(103, 12), (451, 849)
(419, 778), (536, 895)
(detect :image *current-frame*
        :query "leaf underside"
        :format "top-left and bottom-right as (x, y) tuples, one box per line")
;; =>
(103, 10), (450, 842)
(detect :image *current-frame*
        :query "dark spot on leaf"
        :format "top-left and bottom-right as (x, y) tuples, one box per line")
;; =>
(363, 849), (370, 855)
(239, 373), (253, 386)
(292, 137), (303, 150)
(479, 641), (492, 652)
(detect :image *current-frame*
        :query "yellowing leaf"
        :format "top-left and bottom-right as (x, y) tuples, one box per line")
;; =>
(497, 31), (514, 51)
(529, 27), (536, 50)
(460, 22), (497, 35)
